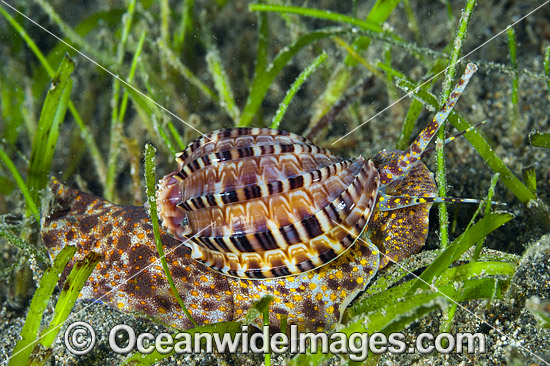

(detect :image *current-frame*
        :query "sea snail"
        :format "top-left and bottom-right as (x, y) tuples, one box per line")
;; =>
(42, 64), (478, 332)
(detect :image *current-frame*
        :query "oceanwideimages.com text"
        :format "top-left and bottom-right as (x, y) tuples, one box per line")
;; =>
(65, 321), (486, 360)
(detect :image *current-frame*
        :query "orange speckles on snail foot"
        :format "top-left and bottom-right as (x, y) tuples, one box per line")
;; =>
(41, 179), (379, 332)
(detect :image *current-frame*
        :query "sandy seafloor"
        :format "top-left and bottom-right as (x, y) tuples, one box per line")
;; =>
(0, 0), (549, 365)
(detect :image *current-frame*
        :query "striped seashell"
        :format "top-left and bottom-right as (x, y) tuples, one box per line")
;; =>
(157, 128), (379, 279)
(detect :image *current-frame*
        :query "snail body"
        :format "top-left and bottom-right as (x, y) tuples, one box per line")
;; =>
(41, 64), (478, 332)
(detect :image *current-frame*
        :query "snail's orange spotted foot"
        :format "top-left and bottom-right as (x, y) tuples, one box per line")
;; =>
(41, 179), (380, 333)
(369, 151), (437, 269)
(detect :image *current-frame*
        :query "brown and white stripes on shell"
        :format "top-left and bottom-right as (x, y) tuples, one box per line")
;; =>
(156, 128), (380, 279)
